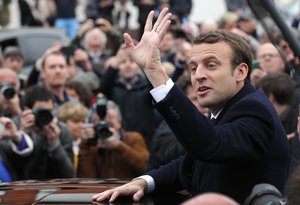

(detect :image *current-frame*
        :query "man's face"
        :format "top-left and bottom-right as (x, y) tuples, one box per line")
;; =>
(188, 42), (246, 114)
(87, 29), (104, 53)
(119, 56), (139, 80)
(257, 43), (285, 73)
(279, 40), (294, 62)
(105, 108), (121, 131)
(160, 32), (175, 53)
(41, 54), (69, 89)
(2, 56), (24, 74)
(0, 69), (19, 92)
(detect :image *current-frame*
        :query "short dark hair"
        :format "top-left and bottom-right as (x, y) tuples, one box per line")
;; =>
(257, 72), (294, 105)
(193, 29), (253, 80)
(23, 85), (54, 108)
(65, 79), (92, 108)
(3, 46), (23, 59)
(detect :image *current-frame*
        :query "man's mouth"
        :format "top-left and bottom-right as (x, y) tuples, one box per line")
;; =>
(197, 86), (211, 96)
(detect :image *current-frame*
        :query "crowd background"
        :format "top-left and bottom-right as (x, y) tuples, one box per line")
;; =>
(0, 0), (300, 204)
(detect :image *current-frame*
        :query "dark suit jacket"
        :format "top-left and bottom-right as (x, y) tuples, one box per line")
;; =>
(147, 82), (289, 203)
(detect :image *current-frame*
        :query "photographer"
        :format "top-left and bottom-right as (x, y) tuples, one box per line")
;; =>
(0, 68), (22, 118)
(20, 85), (74, 180)
(57, 102), (95, 177)
(78, 98), (149, 178)
(0, 117), (33, 182)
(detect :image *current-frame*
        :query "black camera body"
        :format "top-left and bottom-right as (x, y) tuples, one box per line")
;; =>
(0, 82), (16, 100)
(94, 120), (112, 139)
(88, 93), (112, 145)
(34, 108), (54, 127)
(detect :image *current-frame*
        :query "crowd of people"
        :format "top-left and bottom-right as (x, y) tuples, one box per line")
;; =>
(1, 0), (300, 204)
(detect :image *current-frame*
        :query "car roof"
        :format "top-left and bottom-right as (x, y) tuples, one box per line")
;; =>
(0, 178), (187, 204)
(0, 27), (70, 68)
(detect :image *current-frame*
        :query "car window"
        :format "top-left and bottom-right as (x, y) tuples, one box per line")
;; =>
(18, 35), (64, 66)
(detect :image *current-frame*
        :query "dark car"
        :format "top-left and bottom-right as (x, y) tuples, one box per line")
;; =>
(0, 27), (69, 75)
(0, 178), (187, 205)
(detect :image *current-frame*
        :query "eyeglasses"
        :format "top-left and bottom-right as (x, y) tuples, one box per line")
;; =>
(258, 53), (280, 60)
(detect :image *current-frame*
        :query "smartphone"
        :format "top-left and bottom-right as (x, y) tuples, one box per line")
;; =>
(61, 45), (76, 56)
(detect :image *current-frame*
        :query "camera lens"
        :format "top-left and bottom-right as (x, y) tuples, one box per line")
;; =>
(34, 108), (54, 127)
(94, 121), (113, 139)
(1, 84), (15, 99)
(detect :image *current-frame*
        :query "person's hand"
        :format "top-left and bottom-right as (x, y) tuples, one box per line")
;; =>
(123, 7), (172, 87)
(97, 127), (120, 149)
(77, 19), (94, 38)
(93, 179), (147, 202)
(73, 48), (93, 72)
(174, 39), (192, 62)
(43, 121), (61, 145)
(81, 123), (95, 140)
(95, 18), (113, 33)
(0, 117), (22, 143)
(104, 44), (128, 69)
(20, 109), (35, 134)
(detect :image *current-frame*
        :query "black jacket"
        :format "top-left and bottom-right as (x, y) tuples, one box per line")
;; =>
(147, 82), (289, 203)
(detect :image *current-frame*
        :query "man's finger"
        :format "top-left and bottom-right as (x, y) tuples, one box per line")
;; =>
(133, 189), (144, 202)
(144, 10), (154, 32)
(153, 7), (169, 32)
(109, 191), (120, 202)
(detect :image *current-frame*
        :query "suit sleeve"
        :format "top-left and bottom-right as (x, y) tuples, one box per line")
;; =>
(155, 85), (277, 163)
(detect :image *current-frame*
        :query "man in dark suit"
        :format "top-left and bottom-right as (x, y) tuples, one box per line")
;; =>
(93, 8), (289, 203)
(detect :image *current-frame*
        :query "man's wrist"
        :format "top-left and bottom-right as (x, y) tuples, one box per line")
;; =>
(150, 78), (174, 102)
(144, 66), (170, 88)
(133, 175), (155, 193)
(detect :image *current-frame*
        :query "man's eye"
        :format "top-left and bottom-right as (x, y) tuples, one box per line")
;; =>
(190, 66), (197, 73)
(207, 63), (217, 69)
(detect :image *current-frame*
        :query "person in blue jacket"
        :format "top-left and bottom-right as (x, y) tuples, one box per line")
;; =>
(93, 8), (289, 204)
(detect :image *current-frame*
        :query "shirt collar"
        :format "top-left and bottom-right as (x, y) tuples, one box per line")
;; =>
(210, 109), (223, 120)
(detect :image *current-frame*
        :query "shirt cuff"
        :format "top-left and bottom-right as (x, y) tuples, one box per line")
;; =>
(133, 175), (155, 193)
(150, 78), (174, 102)
(10, 131), (34, 156)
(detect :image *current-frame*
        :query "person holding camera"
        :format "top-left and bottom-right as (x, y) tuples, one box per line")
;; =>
(57, 102), (95, 177)
(77, 99), (149, 178)
(19, 85), (74, 180)
(0, 68), (22, 118)
(0, 116), (33, 182)
(93, 8), (288, 204)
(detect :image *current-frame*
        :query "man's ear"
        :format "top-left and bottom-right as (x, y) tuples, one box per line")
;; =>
(235, 63), (248, 82)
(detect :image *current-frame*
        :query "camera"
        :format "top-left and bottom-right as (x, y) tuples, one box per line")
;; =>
(88, 93), (112, 145)
(0, 82), (16, 99)
(244, 184), (286, 205)
(60, 45), (76, 57)
(34, 108), (54, 127)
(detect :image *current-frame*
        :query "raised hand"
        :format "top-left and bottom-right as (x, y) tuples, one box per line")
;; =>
(0, 117), (22, 143)
(123, 7), (172, 87)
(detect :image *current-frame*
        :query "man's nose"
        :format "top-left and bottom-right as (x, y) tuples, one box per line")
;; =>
(194, 66), (207, 80)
